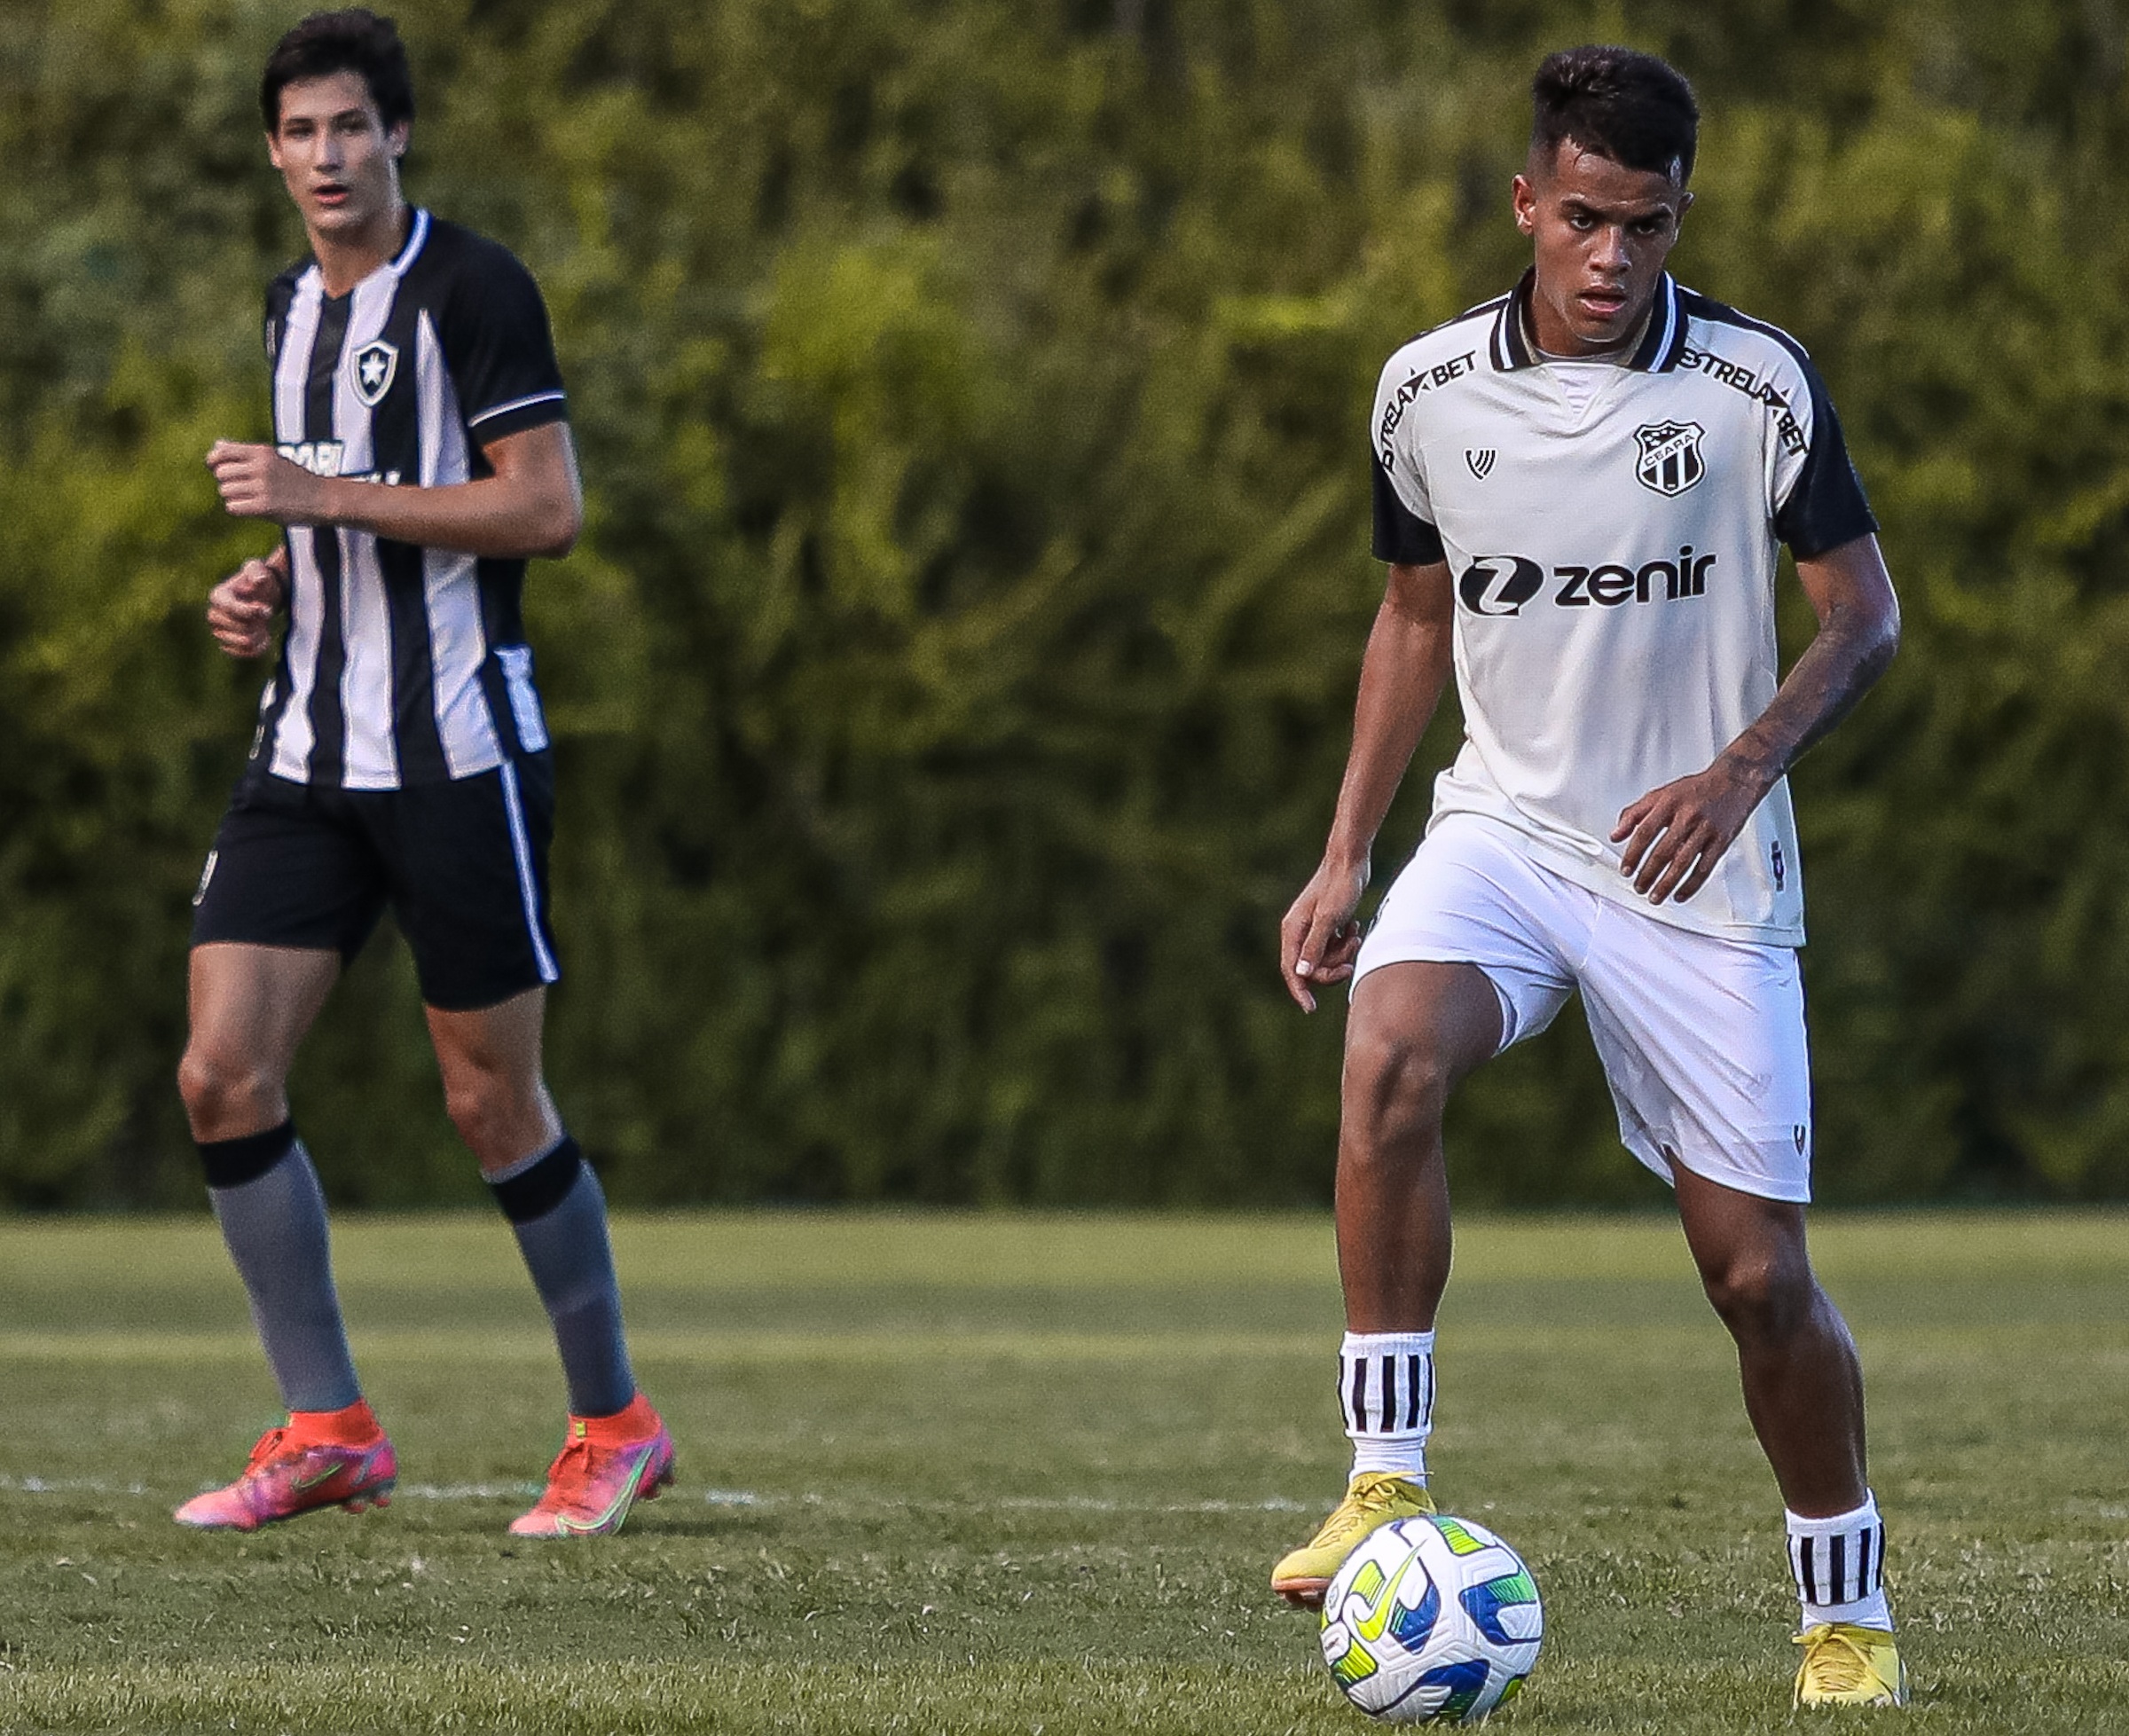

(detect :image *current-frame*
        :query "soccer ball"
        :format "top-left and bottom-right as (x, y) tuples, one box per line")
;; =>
(1319, 1514), (1544, 1724)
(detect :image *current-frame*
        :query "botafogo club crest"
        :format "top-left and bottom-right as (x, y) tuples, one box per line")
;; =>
(350, 339), (399, 408)
(1633, 420), (1706, 497)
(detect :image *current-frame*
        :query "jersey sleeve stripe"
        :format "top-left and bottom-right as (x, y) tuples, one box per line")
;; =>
(467, 389), (567, 428)
(1391, 293), (1512, 357)
(1676, 287), (1814, 373)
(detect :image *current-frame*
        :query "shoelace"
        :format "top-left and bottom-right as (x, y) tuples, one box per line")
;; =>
(241, 1426), (295, 1474)
(1325, 1475), (1422, 1539)
(530, 1434), (601, 1508)
(1795, 1629), (1875, 1693)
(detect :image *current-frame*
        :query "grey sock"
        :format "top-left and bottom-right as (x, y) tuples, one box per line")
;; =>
(199, 1125), (361, 1414)
(490, 1136), (636, 1418)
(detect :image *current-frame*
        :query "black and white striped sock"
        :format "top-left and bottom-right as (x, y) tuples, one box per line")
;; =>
(1786, 1492), (1893, 1630)
(1339, 1331), (1434, 1481)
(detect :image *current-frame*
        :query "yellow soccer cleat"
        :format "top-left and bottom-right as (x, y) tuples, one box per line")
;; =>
(1794, 1622), (1908, 1708)
(1271, 1472), (1436, 1607)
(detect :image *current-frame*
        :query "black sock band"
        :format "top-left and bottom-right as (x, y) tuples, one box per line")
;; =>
(198, 1119), (298, 1190)
(489, 1135), (584, 1224)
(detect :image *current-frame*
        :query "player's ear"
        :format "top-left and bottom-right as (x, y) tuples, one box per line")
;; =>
(1511, 174), (1536, 236)
(387, 120), (411, 162)
(1668, 188), (1693, 242)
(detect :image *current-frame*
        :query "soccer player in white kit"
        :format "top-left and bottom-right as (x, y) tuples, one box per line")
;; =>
(1270, 47), (1908, 1708)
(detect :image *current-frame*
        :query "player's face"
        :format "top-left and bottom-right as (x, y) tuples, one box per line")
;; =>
(1512, 140), (1691, 356)
(267, 73), (408, 245)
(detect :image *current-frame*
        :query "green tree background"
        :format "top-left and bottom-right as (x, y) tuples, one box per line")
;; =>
(4, 0), (2126, 1209)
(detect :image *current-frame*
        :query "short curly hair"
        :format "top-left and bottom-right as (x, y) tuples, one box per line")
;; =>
(261, 10), (414, 133)
(1530, 45), (1698, 185)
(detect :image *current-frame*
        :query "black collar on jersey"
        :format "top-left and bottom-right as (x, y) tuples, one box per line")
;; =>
(1489, 270), (1687, 374)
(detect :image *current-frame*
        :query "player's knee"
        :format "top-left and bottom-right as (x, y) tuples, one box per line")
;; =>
(442, 1075), (507, 1152)
(177, 1045), (279, 1134)
(443, 1071), (540, 1165)
(1700, 1248), (1815, 1345)
(1343, 1025), (1455, 1149)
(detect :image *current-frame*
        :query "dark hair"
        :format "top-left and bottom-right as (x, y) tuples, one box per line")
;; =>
(261, 10), (414, 133)
(1530, 45), (1698, 184)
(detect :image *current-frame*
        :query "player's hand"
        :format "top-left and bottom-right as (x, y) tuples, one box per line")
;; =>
(1280, 856), (1370, 1013)
(207, 440), (332, 525)
(1612, 754), (1772, 905)
(206, 558), (286, 659)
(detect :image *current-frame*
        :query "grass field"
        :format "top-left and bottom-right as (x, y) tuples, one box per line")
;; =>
(2, 1210), (2127, 1733)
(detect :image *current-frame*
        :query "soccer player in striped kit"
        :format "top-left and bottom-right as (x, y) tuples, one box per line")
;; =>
(1272, 47), (1908, 1706)
(175, 10), (671, 1538)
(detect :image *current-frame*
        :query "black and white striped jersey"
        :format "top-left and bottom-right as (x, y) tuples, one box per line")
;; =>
(252, 208), (567, 790)
(1370, 271), (1877, 946)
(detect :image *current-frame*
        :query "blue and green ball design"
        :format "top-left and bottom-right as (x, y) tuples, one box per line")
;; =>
(1319, 1514), (1544, 1724)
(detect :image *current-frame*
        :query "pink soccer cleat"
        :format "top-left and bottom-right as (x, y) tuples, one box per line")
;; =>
(508, 1393), (674, 1537)
(175, 1402), (397, 1532)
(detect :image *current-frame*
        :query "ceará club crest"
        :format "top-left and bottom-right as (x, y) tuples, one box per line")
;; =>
(1633, 420), (1705, 497)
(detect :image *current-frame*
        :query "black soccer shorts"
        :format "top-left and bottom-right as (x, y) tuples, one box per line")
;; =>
(191, 757), (561, 1012)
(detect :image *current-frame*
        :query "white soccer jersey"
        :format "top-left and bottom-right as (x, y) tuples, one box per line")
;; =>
(1370, 271), (1877, 946)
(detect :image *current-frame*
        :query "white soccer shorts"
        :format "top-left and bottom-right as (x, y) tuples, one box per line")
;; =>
(1352, 813), (1815, 1203)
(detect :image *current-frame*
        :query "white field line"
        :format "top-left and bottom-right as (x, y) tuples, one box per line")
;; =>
(0, 1329), (1337, 1363)
(389, 1484), (756, 1504)
(0, 1473), (1305, 1514)
(994, 1495), (1309, 1513)
(0, 1474), (149, 1496)
(389, 1489), (1307, 1512)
